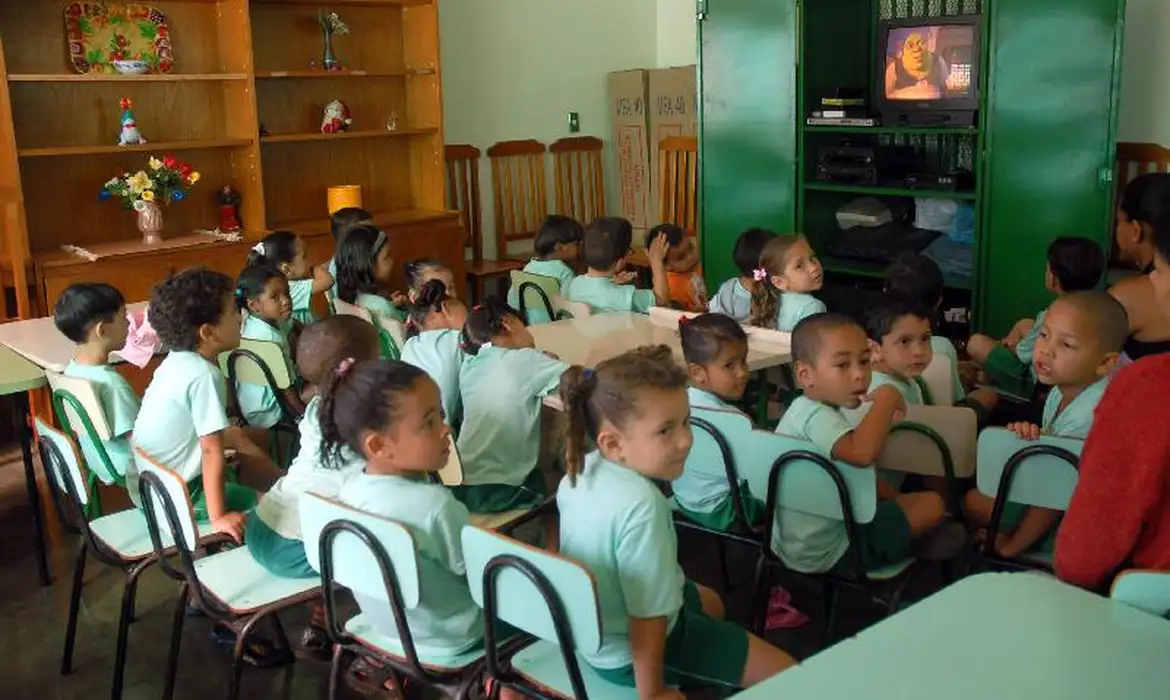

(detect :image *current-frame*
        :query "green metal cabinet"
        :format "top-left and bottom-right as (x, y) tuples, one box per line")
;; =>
(978, 0), (1126, 334)
(697, 0), (798, 287)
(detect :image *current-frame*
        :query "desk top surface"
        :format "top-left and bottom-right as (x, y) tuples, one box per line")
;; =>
(732, 572), (1170, 700)
(0, 301), (149, 373)
(0, 344), (47, 394)
(530, 312), (790, 372)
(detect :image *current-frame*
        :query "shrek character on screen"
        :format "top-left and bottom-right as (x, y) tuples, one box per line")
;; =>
(885, 31), (950, 100)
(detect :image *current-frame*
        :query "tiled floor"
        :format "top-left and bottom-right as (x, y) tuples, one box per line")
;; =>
(0, 444), (945, 699)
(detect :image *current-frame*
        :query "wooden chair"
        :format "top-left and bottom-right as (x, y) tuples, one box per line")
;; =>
(482, 139), (549, 300)
(550, 136), (606, 224)
(1116, 142), (1170, 199)
(974, 429), (1083, 571)
(658, 136), (699, 233)
(446, 144), (520, 303)
(1110, 570), (1170, 618)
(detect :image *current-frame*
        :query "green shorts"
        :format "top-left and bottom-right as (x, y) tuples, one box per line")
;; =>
(245, 514), (315, 579)
(452, 467), (547, 514)
(998, 503), (1060, 554)
(984, 345), (1036, 400)
(189, 480), (259, 522)
(832, 499), (913, 573)
(592, 581), (749, 690)
(677, 481), (765, 532)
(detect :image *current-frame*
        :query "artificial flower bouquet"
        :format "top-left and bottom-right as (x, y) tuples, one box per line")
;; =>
(100, 154), (201, 212)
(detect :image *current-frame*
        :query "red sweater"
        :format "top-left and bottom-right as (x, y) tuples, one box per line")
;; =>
(1055, 355), (1170, 590)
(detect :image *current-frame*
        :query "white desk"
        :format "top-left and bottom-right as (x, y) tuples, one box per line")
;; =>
(0, 301), (149, 372)
(530, 313), (791, 372)
(732, 572), (1170, 700)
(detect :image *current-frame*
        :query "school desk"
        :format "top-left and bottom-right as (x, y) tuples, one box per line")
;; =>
(731, 572), (1170, 700)
(0, 301), (149, 373)
(0, 343), (50, 585)
(530, 312), (791, 373)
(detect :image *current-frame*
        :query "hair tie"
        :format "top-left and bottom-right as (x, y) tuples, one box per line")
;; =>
(234, 287), (246, 299)
(752, 268), (769, 282)
(474, 304), (484, 312)
(479, 342), (493, 350)
(678, 315), (693, 327)
(252, 241), (265, 255)
(403, 317), (416, 329)
(583, 368), (596, 382)
(336, 357), (356, 377)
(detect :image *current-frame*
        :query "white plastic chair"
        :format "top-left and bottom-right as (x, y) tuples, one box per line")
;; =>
(1111, 570), (1170, 618)
(334, 296), (403, 359)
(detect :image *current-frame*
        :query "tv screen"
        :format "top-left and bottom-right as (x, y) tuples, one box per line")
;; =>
(882, 24), (977, 102)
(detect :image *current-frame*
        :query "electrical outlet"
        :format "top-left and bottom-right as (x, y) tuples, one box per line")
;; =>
(568, 111), (580, 133)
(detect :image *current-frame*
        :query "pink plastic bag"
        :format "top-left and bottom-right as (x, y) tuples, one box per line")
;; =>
(118, 306), (160, 368)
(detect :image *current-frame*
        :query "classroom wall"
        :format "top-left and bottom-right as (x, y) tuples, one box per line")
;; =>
(1117, 0), (1170, 145)
(438, 0), (657, 256)
(656, 0), (698, 67)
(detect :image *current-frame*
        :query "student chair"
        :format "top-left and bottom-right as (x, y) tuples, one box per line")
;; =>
(1110, 570), (1170, 618)
(219, 338), (301, 466)
(920, 351), (957, 407)
(510, 270), (561, 325)
(324, 289), (338, 316)
(47, 371), (122, 517)
(134, 448), (321, 700)
(550, 136), (606, 224)
(881, 405), (978, 515)
(462, 525), (645, 700)
(974, 429), (1083, 572)
(431, 436), (552, 534)
(299, 492), (494, 700)
(332, 296), (402, 360)
(34, 419), (218, 700)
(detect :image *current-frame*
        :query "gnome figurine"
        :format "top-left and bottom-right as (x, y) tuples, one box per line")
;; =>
(320, 99), (352, 134)
(118, 97), (146, 146)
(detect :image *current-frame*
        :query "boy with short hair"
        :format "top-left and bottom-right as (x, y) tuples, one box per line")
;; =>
(709, 227), (777, 323)
(967, 237), (1106, 398)
(564, 216), (669, 313)
(964, 291), (1127, 558)
(863, 295), (936, 405)
(54, 283), (139, 485)
(773, 313), (949, 574)
(646, 222), (707, 311)
(507, 215), (582, 322)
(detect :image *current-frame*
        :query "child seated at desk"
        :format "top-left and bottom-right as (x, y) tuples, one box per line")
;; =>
(327, 206), (373, 297)
(335, 223), (408, 323)
(674, 313), (764, 529)
(749, 234), (826, 332)
(246, 230), (334, 325)
(405, 257), (458, 302)
(234, 265), (307, 428)
(965, 291), (1126, 559)
(507, 215), (582, 322)
(401, 279), (468, 426)
(709, 227), (777, 323)
(648, 223), (707, 312)
(564, 216), (669, 313)
(54, 282), (138, 485)
(133, 268), (280, 543)
(967, 237), (1106, 401)
(774, 313), (948, 574)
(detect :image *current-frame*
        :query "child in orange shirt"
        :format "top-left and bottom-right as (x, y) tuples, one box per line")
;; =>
(647, 223), (707, 311)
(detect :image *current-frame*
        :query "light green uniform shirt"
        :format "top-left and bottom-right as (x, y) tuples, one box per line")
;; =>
(1016, 308), (1049, 366)
(255, 398), (365, 539)
(674, 387), (740, 514)
(339, 472), (483, 657)
(63, 360), (140, 483)
(557, 452), (686, 670)
(508, 259), (577, 324)
(132, 351), (230, 487)
(457, 346), (567, 486)
(289, 277), (316, 325)
(236, 313), (293, 429)
(1043, 377), (1108, 439)
(564, 275), (656, 314)
(868, 370), (926, 406)
(930, 336), (966, 402)
(777, 291), (827, 332)
(708, 278), (753, 323)
(772, 395), (853, 573)
(401, 329), (464, 425)
(356, 292), (406, 322)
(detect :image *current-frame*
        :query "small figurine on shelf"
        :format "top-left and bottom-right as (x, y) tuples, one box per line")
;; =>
(385, 111), (398, 132)
(318, 10), (350, 72)
(217, 185), (242, 232)
(117, 97), (146, 146)
(321, 99), (352, 134)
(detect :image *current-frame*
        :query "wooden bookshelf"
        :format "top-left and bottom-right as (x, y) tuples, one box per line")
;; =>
(0, 0), (458, 315)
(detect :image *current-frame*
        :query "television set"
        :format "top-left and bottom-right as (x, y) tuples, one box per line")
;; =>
(875, 15), (981, 127)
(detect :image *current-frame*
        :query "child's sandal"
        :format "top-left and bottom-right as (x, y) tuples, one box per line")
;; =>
(209, 624), (294, 668)
(294, 624), (332, 662)
(345, 656), (405, 699)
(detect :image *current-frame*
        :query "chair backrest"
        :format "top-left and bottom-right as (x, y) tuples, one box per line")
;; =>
(1110, 570), (1170, 618)
(376, 315), (407, 352)
(133, 447), (200, 553)
(333, 295), (374, 323)
(218, 338), (293, 390)
(658, 136), (699, 233)
(881, 405), (978, 479)
(300, 492), (421, 608)
(550, 136), (606, 224)
(1116, 142), (1170, 202)
(694, 406), (878, 523)
(462, 525), (603, 652)
(487, 139), (549, 258)
(921, 351), (956, 407)
(34, 416), (90, 508)
(332, 296), (399, 358)
(509, 270), (560, 325)
(445, 144), (484, 264)
(435, 436), (462, 487)
(46, 372), (112, 440)
(550, 295), (592, 320)
(976, 428), (1084, 510)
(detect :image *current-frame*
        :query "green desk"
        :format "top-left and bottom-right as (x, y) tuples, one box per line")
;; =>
(0, 344), (50, 584)
(733, 573), (1170, 700)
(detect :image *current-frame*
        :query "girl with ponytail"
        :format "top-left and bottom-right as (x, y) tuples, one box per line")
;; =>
(246, 230), (334, 324)
(401, 279), (468, 425)
(748, 234), (826, 332)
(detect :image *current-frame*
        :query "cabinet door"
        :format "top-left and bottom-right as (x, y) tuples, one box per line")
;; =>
(979, 0), (1125, 334)
(698, 0), (798, 286)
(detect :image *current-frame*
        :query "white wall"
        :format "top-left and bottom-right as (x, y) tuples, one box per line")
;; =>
(657, 0), (698, 67)
(439, 0), (657, 256)
(1118, 0), (1170, 145)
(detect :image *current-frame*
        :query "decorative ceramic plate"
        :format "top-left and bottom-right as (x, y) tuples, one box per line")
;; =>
(65, 3), (174, 74)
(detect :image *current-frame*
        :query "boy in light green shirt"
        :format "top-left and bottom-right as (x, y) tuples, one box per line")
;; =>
(563, 216), (670, 314)
(54, 283), (138, 485)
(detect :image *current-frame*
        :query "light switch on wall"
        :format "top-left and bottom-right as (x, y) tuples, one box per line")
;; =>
(568, 111), (580, 133)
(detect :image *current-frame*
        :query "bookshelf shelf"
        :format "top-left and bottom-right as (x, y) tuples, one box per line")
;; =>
(8, 73), (249, 83)
(19, 138), (254, 158)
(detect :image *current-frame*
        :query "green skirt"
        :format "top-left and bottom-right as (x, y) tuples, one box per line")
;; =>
(451, 467), (547, 514)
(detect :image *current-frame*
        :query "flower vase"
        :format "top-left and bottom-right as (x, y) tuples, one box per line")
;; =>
(136, 200), (163, 245)
(321, 26), (339, 71)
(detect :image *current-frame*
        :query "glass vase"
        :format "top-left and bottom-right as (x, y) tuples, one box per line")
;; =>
(322, 27), (339, 71)
(137, 200), (163, 245)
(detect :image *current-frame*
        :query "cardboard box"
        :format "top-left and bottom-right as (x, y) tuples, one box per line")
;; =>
(607, 69), (652, 235)
(648, 65), (698, 226)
